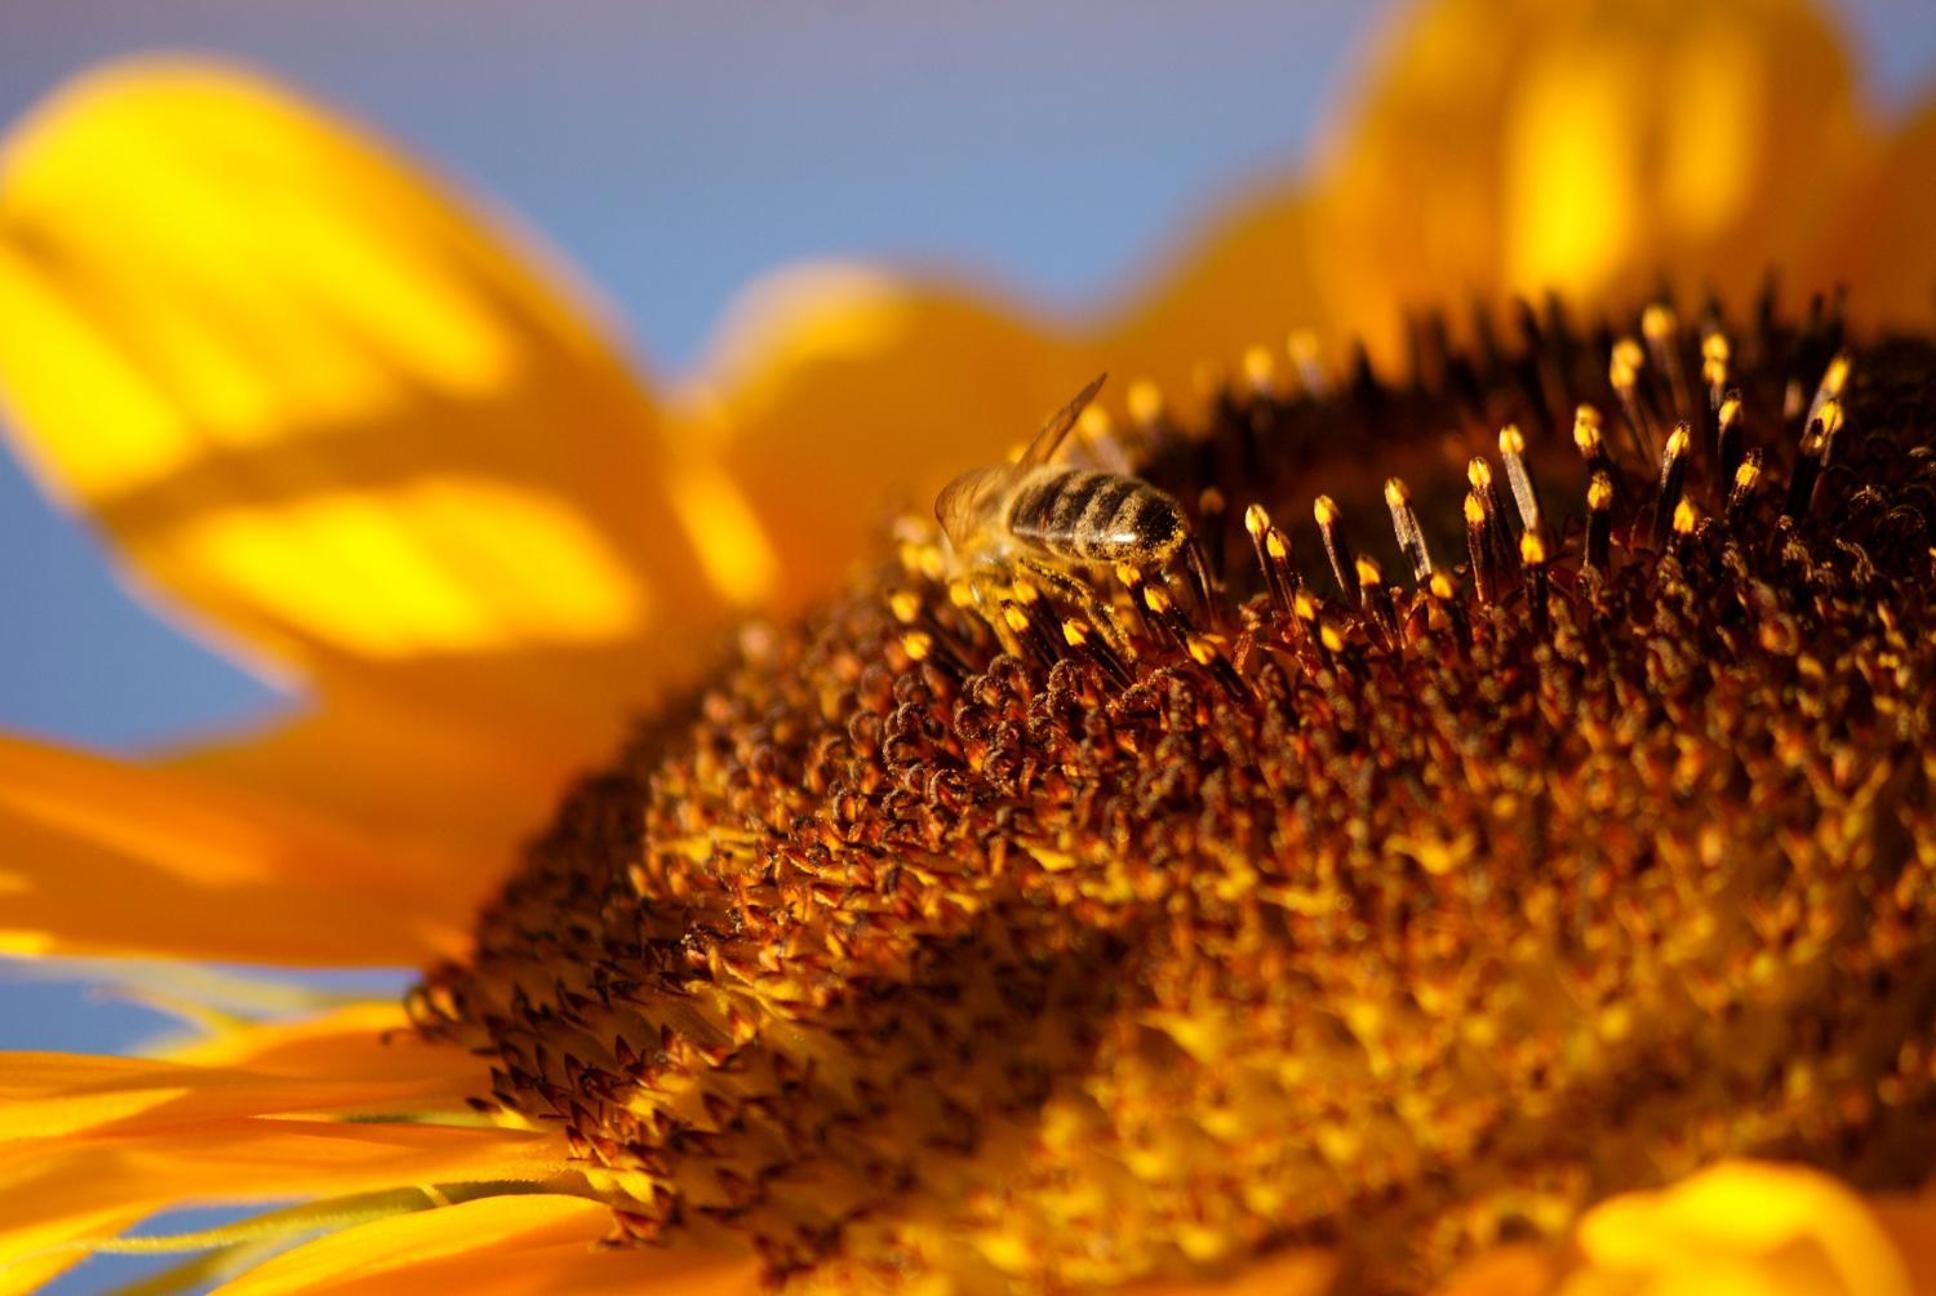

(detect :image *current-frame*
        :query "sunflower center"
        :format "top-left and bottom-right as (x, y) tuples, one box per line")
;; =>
(411, 296), (1936, 1293)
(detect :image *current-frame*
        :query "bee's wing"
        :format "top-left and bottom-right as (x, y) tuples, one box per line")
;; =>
(1018, 372), (1108, 467)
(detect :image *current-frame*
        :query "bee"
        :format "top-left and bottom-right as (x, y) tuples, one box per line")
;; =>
(934, 375), (1209, 626)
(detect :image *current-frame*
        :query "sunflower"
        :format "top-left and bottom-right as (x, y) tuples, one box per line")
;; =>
(3, 0), (1936, 1292)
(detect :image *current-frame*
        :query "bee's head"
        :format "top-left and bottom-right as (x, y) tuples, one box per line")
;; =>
(933, 465), (1005, 552)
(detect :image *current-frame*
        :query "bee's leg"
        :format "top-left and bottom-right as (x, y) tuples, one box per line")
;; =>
(1166, 536), (1221, 630)
(1010, 556), (1133, 656)
(962, 561), (1029, 657)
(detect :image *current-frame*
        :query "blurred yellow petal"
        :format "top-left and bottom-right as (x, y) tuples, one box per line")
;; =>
(1863, 1180), (1936, 1294)
(0, 58), (751, 855)
(1103, 182), (1335, 397)
(0, 1002), (481, 1143)
(1309, 0), (1866, 364)
(0, 731), (467, 965)
(1561, 1161), (1913, 1296)
(679, 263), (1092, 611)
(0, 1121), (561, 1278)
(1809, 93), (1936, 331)
(215, 1194), (759, 1296)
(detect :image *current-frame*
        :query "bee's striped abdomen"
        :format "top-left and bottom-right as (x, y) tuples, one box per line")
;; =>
(1007, 467), (1187, 564)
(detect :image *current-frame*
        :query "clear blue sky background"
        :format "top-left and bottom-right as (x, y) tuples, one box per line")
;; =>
(0, 0), (1932, 1081)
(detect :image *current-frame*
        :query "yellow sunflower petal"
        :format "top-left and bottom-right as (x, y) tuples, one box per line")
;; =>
(0, 57), (747, 825)
(1809, 93), (1936, 332)
(1562, 1161), (1913, 1296)
(1103, 182), (1335, 397)
(0, 1121), (561, 1277)
(1309, 0), (1867, 364)
(214, 1194), (758, 1296)
(679, 263), (1092, 612)
(155, 678), (577, 925)
(0, 730), (470, 965)
(0, 1003), (482, 1143)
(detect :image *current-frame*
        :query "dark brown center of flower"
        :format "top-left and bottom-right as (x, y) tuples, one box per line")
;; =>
(411, 293), (1936, 1294)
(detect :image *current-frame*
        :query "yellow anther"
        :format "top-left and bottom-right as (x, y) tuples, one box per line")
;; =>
(1664, 425), (1689, 458)
(1520, 530), (1548, 565)
(1467, 459), (1494, 490)
(1244, 502), (1271, 539)
(1428, 571), (1456, 600)
(1142, 585), (1174, 615)
(1265, 529), (1290, 561)
(1319, 622), (1346, 653)
(1641, 303), (1676, 342)
(1673, 498), (1699, 534)
(1817, 398), (1844, 437)
(1384, 478), (1411, 508)
(1292, 590), (1318, 621)
(1821, 353), (1851, 398)
(1242, 344), (1276, 393)
(1499, 424), (1527, 456)
(1062, 619), (1090, 648)
(1587, 474), (1614, 510)
(1003, 605), (1032, 633)
(1186, 637), (1218, 667)
(1733, 458), (1760, 491)
(1355, 555), (1383, 587)
(1126, 379), (1165, 427)
(1463, 493), (1487, 525)
(1313, 495), (1341, 526)
(1718, 393), (1742, 428)
(900, 631), (933, 661)
(888, 590), (923, 624)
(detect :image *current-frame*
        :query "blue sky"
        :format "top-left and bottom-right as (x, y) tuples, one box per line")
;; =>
(1, 0), (1933, 1054)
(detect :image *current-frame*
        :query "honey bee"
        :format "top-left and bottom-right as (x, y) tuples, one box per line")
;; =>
(934, 374), (1209, 623)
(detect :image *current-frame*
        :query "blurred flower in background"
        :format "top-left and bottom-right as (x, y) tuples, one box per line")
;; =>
(0, 0), (1934, 1291)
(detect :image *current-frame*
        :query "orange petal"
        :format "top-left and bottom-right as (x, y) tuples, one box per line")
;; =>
(0, 1120), (562, 1277)
(679, 263), (1093, 613)
(0, 729), (470, 965)
(1103, 181), (1336, 397)
(0, 1003), (483, 1142)
(213, 1194), (759, 1296)
(1308, 0), (1868, 365)
(1808, 92), (1936, 333)
(1863, 1179), (1936, 1294)
(0, 58), (751, 868)
(1564, 1160), (1913, 1295)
